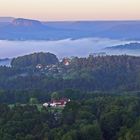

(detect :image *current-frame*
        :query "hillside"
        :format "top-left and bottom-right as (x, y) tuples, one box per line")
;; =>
(12, 18), (42, 27)
(11, 52), (59, 68)
(0, 18), (140, 40)
(1, 54), (140, 140)
(0, 54), (140, 92)
(105, 43), (140, 50)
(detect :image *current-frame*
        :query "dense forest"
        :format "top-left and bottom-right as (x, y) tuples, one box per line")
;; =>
(0, 94), (140, 140)
(1, 54), (140, 98)
(0, 52), (140, 140)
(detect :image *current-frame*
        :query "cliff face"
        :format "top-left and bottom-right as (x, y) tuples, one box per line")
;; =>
(12, 18), (42, 27)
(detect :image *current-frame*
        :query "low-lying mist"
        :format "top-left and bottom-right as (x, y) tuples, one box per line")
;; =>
(0, 38), (139, 59)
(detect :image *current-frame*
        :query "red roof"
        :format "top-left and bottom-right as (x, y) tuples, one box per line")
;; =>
(51, 98), (69, 105)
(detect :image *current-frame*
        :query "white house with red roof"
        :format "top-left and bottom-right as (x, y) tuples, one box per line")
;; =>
(43, 98), (70, 108)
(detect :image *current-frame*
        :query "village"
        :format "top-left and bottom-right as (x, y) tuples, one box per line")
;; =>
(35, 57), (71, 75)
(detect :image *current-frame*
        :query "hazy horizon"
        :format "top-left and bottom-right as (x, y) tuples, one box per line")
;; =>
(0, 0), (139, 21)
(1, 17), (140, 22)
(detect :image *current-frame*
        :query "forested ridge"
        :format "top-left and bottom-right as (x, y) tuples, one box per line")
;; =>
(1, 54), (140, 92)
(0, 53), (140, 139)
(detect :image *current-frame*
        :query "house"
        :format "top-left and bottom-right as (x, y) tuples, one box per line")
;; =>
(36, 64), (43, 69)
(43, 98), (70, 108)
(62, 58), (71, 66)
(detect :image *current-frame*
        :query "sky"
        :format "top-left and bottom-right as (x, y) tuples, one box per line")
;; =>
(0, 0), (139, 21)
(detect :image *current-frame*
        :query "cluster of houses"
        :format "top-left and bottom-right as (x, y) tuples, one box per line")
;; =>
(43, 98), (70, 108)
(36, 64), (59, 73)
(36, 58), (71, 74)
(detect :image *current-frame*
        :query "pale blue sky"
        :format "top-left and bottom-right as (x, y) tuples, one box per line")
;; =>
(0, 0), (139, 21)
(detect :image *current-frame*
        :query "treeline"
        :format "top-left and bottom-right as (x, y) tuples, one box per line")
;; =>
(0, 88), (122, 104)
(0, 94), (140, 140)
(1, 55), (140, 92)
(1, 54), (140, 104)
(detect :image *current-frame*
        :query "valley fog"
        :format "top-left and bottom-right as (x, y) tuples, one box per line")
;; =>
(0, 38), (139, 59)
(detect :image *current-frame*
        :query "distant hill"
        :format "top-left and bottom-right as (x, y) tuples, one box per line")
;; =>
(0, 18), (140, 40)
(11, 52), (59, 68)
(105, 43), (140, 50)
(0, 17), (14, 22)
(12, 18), (42, 27)
(45, 21), (140, 40)
(0, 18), (55, 40)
